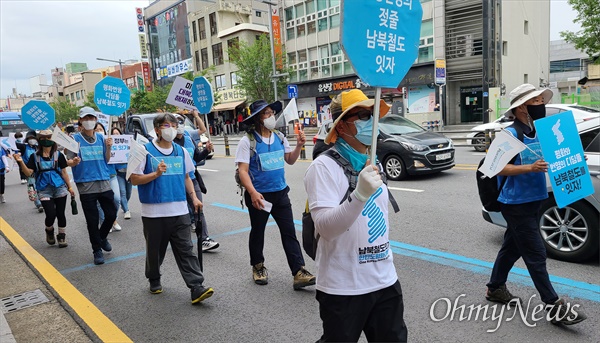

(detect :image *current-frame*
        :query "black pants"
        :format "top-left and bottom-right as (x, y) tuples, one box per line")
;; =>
(487, 201), (559, 304)
(186, 178), (204, 271)
(41, 196), (67, 228)
(80, 190), (116, 252)
(142, 214), (204, 289)
(245, 186), (305, 275)
(316, 280), (408, 342)
(0, 173), (4, 194)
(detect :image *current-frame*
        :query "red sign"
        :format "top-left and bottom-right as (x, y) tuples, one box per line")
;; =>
(142, 62), (152, 92)
(272, 8), (283, 70)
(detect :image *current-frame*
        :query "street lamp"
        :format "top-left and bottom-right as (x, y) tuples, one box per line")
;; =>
(96, 57), (124, 80)
(262, 0), (280, 101)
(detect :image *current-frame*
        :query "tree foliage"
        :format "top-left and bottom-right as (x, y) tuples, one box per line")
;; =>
(50, 97), (79, 124)
(560, 0), (600, 62)
(228, 34), (290, 102)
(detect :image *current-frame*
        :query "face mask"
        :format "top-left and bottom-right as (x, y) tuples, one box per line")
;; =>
(28, 139), (38, 146)
(263, 116), (276, 130)
(177, 126), (186, 135)
(161, 127), (177, 142)
(526, 104), (546, 121)
(16, 139), (22, 143)
(351, 116), (378, 146)
(336, 138), (369, 171)
(82, 120), (97, 130)
(39, 140), (54, 147)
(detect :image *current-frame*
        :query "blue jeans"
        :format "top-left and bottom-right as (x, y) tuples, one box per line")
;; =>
(116, 171), (131, 213)
(487, 201), (559, 304)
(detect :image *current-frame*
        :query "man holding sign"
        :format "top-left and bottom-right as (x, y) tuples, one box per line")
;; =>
(485, 84), (586, 325)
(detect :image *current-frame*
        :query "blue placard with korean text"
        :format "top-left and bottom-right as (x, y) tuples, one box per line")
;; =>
(534, 111), (594, 208)
(341, 0), (423, 88)
(94, 76), (131, 116)
(192, 76), (214, 114)
(21, 100), (55, 130)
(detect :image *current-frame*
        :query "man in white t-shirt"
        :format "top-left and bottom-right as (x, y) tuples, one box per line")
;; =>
(130, 113), (213, 305)
(304, 89), (407, 342)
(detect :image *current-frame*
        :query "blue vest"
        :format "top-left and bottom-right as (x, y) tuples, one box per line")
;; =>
(138, 142), (186, 204)
(23, 145), (36, 164)
(182, 135), (197, 180)
(498, 127), (548, 204)
(248, 131), (286, 193)
(34, 152), (65, 191)
(72, 133), (111, 183)
(0, 149), (6, 174)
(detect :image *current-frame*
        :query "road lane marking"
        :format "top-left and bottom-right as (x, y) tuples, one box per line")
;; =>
(0, 217), (133, 343)
(388, 187), (424, 193)
(197, 168), (220, 172)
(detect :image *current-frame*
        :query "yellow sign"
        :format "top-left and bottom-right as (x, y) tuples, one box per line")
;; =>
(139, 34), (148, 59)
(217, 88), (246, 103)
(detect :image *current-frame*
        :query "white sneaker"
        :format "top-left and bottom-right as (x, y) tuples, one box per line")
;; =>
(20, 179), (27, 184)
(201, 238), (220, 252)
(124, 211), (131, 219)
(112, 222), (122, 231)
(1, 195), (5, 203)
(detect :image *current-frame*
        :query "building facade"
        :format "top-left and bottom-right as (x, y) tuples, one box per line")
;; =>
(62, 72), (102, 107)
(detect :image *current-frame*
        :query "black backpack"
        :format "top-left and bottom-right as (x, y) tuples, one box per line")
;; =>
(302, 149), (399, 260)
(476, 124), (523, 212)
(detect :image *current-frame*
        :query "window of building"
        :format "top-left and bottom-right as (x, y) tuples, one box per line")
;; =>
(70, 93), (74, 101)
(417, 19), (434, 63)
(256, 11), (262, 17)
(524, 74), (528, 83)
(295, 3), (305, 17)
(209, 12), (217, 36)
(344, 61), (353, 74)
(192, 20), (198, 42)
(297, 23), (306, 37)
(199, 18), (206, 40)
(298, 50), (307, 63)
(285, 7), (294, 22)
(317, 0), (328, 11)
(212, 43), (223, 65)
(332, 62), (343, 76)
(231, 72), (239, 86)
(318, 18), (328, 31)
(195, 50), (200, 71)
(201, 48), (209, 69)
(216, 74), (226, 89)
(330, 0), (340, 6)
(289, 70), (298, 82)
(331, 42), (341, 55)
(307, 20), (316, 34)
(550, 59), (582, 73)
(76, 91), (81, 100)
(309, 47), (318, 78)
(288, 52), (297, 65)
(319, 44), (329, 65)
(287, 27), (295, 40)
(299, 69), (308, 81)
(502, 41), (508, 56)
(227, 37), (239, 52)
(524, 20), (528, 35)
(329, 14), (340, 28)
(306, 0), (315, 14)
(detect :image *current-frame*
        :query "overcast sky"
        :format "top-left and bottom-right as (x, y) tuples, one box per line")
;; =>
(0, 0), (582, 99)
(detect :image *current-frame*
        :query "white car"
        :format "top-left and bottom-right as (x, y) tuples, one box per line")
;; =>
(467, 104), (600, 152)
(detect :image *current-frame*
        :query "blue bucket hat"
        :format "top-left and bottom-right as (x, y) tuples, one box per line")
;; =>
(243, 99), (282, 123)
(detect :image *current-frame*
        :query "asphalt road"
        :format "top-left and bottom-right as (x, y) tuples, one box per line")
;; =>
(1, 143), (598, 343)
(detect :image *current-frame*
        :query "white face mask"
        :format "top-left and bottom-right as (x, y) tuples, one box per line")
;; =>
(161, 127), (177, 142)
(28, 139), (38, 146)
(82, 120), (97, 131)
(263, 116), (276, 130)
(177, 126), (186, 135)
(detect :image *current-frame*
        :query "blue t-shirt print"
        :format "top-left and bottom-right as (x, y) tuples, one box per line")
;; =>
(80, 146), (104, 161)
(362, 187), (387, 244)
(151, 156), (183, 175)
(258, 150), (285, 171)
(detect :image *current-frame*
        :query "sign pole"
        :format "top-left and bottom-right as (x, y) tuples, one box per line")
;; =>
(370, 87), (382, 165)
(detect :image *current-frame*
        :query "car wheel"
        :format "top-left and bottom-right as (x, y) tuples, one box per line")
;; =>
(473, 133), (486, 152)
(538, 198), (599, 262)
(384, 155), (406, 181)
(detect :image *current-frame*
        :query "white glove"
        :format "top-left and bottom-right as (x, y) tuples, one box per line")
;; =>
(353, 164), (383, 202)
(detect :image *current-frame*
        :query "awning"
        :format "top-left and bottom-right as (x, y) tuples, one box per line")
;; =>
(212, 100), (246, 112)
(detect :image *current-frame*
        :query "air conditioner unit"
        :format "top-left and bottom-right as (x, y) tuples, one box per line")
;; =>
(455, 34), (473, 58)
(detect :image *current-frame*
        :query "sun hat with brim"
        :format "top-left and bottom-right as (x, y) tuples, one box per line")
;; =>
(243, 100), (282, 123)
(503, 83), (553, 119)
(325, 89), (391, 144)
(79, 106), (98, 119)
(37, 129), (53, 138)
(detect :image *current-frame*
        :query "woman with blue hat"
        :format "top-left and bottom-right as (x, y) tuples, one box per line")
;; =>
(234, 99), (316, 290)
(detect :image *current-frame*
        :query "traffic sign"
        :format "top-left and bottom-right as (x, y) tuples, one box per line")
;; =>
(192, 76), (214, 114)
(341, 1), (422, 88)
(21, 100), (55, 130)
(287, 84), (298, 99)
(94, 76), (131, 116)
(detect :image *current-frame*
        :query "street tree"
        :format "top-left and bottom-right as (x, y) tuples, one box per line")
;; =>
(228, 34), (290, 102)
(50, 97), (79, 124)
(130, 85), (175, 113)
(560, 0), (600, 62)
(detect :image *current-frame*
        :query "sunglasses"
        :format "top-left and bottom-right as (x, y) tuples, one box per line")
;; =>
(346, 109), (373, 121)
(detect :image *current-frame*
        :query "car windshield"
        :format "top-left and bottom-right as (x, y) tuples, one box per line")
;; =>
(379, 115), (426, 135)
(568, 105), (600, 113)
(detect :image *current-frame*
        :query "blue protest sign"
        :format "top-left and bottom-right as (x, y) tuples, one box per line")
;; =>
(21, 100), (55, 130)
(534, 111), (594, 208)
(94, 76), (131, 116)
(192, 76), (214, 114)
(341, 0), (423, 88)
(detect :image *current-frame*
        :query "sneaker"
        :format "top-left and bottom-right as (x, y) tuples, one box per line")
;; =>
(112, 222), (122, 231)
(252, 263), (268, 285)
(45, 228), (55, 245)
(21, 179), (27, 184)
(57, 233), (68, 248)
(124, 211), (131, 220)
(93, 250), (105, 265)
(149, 279), (163, 294)
(201, 238), (220, 252)
(486, 285), (522, 305)
(0, 194), (5, 203)
(293, 267), (316, 290)
(191, 286), (214, 304)
(37, 206), (44, 213)
(101, 238), (112, 252)
(546, 298), (587, 325)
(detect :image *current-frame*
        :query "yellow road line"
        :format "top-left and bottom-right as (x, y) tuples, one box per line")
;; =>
(0, 217), (133, 343)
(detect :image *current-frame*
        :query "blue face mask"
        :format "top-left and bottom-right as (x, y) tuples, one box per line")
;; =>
(352, 116), (378, 146)
(336, 138), (368, 171)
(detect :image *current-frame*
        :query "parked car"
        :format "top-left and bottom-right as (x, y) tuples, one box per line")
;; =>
(313, 115), (455, 181)
(467, 104), (600, 152)
(482, 117), (600, 263)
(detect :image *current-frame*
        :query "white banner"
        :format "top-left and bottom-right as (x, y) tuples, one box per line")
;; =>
(478, 130), (527, 178)
(276, 98), (300, 127)
(126, 139), (148, 180)
(0, 135), (17, 151)
(108, 135), (133, 164)
(52, 126), (79, 153)
(165, 76), (196, 111)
